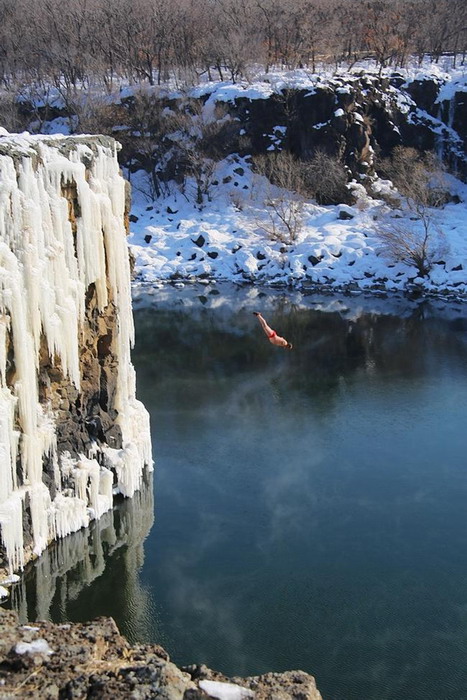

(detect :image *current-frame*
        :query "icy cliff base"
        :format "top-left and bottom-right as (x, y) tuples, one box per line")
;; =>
(0, 134), (151, 577)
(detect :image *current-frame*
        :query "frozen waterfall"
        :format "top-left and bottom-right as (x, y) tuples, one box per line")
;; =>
(0, 133), (152, 578)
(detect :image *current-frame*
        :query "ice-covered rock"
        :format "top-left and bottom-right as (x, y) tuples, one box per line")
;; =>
(0, 135), (152, 576)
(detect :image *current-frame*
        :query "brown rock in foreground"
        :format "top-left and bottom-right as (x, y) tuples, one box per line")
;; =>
(0, 609), (323, 699)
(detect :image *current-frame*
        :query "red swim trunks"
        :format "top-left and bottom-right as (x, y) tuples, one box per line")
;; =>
(268, 331), (276, 339)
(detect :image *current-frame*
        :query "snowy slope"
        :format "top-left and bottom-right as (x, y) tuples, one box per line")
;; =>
(128, 157), (467, 298)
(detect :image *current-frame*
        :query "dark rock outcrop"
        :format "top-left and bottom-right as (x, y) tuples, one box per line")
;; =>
(14, 72), (467, 192)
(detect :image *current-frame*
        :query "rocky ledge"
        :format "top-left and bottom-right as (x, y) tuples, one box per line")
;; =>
(0, 609), (322, 700)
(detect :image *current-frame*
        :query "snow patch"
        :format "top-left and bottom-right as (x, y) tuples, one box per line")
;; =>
(14, 639), (54, 656)
(199, 680), (255, 699)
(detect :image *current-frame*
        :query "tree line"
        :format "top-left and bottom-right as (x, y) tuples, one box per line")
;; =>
(0, 0), (466, 93)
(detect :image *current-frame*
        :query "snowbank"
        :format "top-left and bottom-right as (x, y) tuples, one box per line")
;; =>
(128, 158), (467, 299)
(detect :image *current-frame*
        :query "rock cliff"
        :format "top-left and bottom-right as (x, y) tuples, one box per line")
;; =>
(112, 71), (467, 188)
(217, 73), (467, 180)
(0, 134), (151, 581)
(0, 608), (323, 700)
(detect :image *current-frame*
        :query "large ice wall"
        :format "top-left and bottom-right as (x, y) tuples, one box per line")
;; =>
(0, 133), (152, 577)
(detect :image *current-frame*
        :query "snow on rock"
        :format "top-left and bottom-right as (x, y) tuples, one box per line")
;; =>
(14, 639), (54, 656)
(0, 133), (151, 576)
(199, 680), (255, 699)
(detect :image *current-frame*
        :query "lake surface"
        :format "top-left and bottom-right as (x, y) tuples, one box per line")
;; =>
(9, 285), (467, 700)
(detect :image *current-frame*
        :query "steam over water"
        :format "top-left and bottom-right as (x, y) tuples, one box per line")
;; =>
(11, 285), (467, 700)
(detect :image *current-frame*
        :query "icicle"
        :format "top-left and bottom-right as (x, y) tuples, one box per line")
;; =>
(29, 483), (51, 556)
(72, 457), (113, 520)
(0, 314), (9, 383)
(98, 466), (114, 518)
(0, 492), (25, 575)
(50, 493), (89, 541)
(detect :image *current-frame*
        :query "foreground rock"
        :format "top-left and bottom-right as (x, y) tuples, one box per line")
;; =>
(0, 609), (323, 699)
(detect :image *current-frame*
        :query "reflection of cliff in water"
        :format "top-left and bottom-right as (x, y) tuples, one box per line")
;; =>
(8, 473), (155, 644)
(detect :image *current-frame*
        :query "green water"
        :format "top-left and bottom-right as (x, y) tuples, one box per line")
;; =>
(11, 286), (467, 700)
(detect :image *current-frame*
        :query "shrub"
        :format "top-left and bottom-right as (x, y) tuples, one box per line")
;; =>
(375, 147), (449, 277)
(302, 148), (350, 205)
(377, 217), (447, 277)
(253, 151), (306, 195)
(253, 152), (305, 244)
(378, 146), (449, 209)
(258, 195), (304, 245)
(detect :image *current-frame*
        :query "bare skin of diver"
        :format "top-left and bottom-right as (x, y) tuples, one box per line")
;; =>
(253, 312), (293, 349)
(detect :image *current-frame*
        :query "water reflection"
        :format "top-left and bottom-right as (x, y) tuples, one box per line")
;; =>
(8, 472), (155, 644)
(131, 284), (467, 700)
(133, 284), (467, 404)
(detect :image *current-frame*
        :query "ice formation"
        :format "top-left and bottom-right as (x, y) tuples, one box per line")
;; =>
(0, 134), (152, 576)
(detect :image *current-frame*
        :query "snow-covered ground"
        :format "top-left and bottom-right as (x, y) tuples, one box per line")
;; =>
(123, 62), (467, 298)
(128, 156), (467, 299)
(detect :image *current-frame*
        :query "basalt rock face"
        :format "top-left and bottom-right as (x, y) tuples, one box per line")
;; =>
(400, 75), (467, 175)
(16, 73), (467, 193)
(231, 77), (398, 177)
(194, 73), (467, 181)
(111, 72), (467, 195)
(0, 608), (323, 700)
(210, 73), (467, 181)
(0, 134), (151, 580)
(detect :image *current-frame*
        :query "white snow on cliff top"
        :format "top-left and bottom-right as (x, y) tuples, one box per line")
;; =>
(122, 62), (467, 108)
(170, 59), (467, 101)
(14, 58), (466, 114)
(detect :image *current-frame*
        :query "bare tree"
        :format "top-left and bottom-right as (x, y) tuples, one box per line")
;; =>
(0, 0), (465, 102)
(377, 217), (446, 277)
(164, 100), (239, 205)
(361, 0), (408, 73)
(258, 194), (305, 244)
